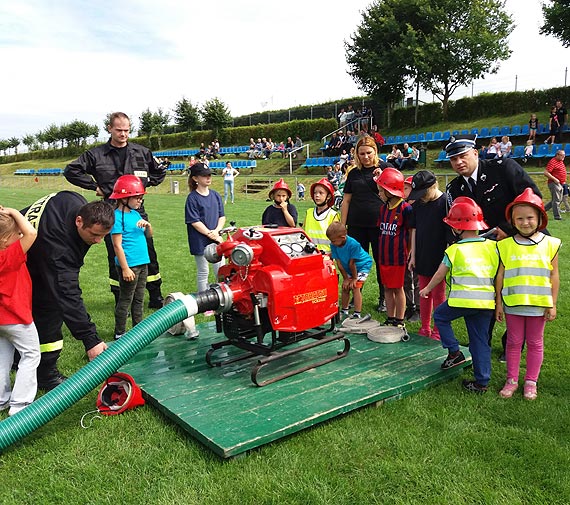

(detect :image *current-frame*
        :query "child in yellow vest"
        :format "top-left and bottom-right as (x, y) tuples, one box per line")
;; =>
(495, 188), (560, 400)
(419, 198), (499, 394)
(303, 178), (339, 253)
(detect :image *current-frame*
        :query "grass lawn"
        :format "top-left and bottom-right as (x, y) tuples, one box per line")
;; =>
(0, 181), (570, 505)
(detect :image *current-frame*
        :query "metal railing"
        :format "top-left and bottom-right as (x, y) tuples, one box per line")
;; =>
(321, 116), (372, 145)
(286, 144), (310, 174)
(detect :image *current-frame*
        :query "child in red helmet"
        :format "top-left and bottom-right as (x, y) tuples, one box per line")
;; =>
(495, 188), (561, 400)
(420, 197), (499, 394)
(262, 178), (298, 227)
(303, 178), (339, 253)
(109, 175), (153, 339)
(375, 168), (412, 328)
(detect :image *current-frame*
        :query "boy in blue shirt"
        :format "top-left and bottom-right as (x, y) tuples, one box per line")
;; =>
(109, 175), (153, 339)
(327, 222), (372, 319)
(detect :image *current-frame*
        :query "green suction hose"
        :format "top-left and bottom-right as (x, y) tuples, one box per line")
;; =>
(0, 297), (196, 453)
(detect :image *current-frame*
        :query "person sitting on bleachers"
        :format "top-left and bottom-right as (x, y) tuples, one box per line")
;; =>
(498, 136), (512, 158)
(486, 137), (500, 159)
(211, 139), (220, 159)
(326, 133), (342, 156)
(285, 137), (294, 157)
(275, 141), (285, 157)
(345, 130), (358, 150)
(386, 144), (402, 167)
(371, 125), (385, 151)
(399, 143), (414, 170)
(523, 140), (534, 164)
(264, 138), (274, 159)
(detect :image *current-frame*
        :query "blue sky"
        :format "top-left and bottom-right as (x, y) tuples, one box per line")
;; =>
(0, 0), (569, 140)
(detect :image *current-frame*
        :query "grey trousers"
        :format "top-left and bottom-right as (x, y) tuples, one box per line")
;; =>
(114, 264), (148, 336)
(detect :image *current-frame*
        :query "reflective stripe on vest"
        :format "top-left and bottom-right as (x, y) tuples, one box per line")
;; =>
(304, 208), (339, 252)
(498, 236), (561, 307)
(446, 239), (499, 309)
(24, 193), (58, 229)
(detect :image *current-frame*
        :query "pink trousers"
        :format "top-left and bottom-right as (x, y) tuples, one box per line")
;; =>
(505, 313), (545, 383)
(418, 275), (446, 337)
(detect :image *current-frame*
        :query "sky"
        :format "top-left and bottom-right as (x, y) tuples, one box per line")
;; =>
(0, 0), (569, 141)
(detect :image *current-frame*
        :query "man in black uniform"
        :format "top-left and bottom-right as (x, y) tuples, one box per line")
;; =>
(64, 111), (166, 308)
(22, 192), (115, 390)
(445, 134), (542, 361)
(445, 134), (541, 240)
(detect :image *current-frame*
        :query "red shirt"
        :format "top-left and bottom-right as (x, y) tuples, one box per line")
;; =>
(546, 157), (567, 184)
(0, 241), (33, 325)
(378, 199), (412, 266)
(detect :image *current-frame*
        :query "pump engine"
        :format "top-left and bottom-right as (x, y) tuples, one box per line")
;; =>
(198, 225), (349, 386)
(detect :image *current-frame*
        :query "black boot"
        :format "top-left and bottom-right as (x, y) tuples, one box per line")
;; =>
(37, 365), (68, 391)
(147, 287), (164, 309)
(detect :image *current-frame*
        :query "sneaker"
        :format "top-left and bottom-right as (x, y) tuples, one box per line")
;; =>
(462, 379), (488, 394)
(429, 332), (441, 342)
(499, 379), (519, 398)
(148, 297), (165, 309)
(114, 333), (124, 340)
(377, 300), (387, 313)
(417, 328), (432, 338)
(523, 381), (537, 401)
(498, 352), (507, 363)
(351, 312), (362, 319)
(441, 351), (466, 370)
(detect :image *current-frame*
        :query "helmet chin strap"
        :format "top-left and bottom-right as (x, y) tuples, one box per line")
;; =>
(452, 229), (465, 240)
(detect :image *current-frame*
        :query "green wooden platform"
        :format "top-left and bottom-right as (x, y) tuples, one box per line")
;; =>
(121, 322), (472, 458)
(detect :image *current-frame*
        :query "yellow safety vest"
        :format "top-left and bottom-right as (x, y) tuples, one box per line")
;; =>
(497, 235), (561, 308)
(446, 239), (499, 309)
(304, 207), (339, 252)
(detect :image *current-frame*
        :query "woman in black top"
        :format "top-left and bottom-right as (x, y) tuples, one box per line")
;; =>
(340, 135), (387, 311)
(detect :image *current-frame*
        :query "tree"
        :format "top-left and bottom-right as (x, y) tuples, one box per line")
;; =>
(345, 0), (514, 120)
(173, 97), (201, 132)
(138, 109), (155, 137)
(540, 0), (570, 47)
(201, 98), (232, 138)
(22, 134), (38, 152)
(0, 139), (9, 156)
(7, 137), (20, 155)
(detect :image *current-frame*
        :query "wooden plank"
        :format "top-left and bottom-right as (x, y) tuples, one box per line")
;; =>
(121, 322), (472, 458)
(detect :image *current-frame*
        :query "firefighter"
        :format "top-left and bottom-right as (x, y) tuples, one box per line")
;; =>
(22, 191), (115, 391)
(64, 111), (166, 308)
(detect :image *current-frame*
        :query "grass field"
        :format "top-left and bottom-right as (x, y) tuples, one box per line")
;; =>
(0, 179), (570, 505)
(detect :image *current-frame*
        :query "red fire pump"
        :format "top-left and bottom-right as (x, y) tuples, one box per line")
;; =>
(201, 225), (350, 386)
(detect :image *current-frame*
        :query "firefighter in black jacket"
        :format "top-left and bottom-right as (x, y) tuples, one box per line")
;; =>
(445, 134), (542, 239)
(22, 192), (115, 391)
(64, 111), (166, 308)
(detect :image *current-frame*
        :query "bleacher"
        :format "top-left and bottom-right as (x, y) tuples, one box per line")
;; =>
(13, 168), (63, 175)
(302, 157), (340, 168)
(154, 146), (250, 158)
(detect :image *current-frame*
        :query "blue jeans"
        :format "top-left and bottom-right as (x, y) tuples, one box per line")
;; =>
(434, 301), (493, 386)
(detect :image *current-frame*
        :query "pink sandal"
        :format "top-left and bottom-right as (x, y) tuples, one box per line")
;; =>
(499, 379), (518, 399)
(523, 381), (537, 401)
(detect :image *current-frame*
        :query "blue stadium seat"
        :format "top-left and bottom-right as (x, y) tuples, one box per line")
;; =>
(565, 144), (570, 156)
(479, 127), (490, 138)
(380, 154), (387, 162)
(549, 144), (563, 156)
(510, 125), (521, 136)
(470, 128), (479, 136)
(443, 131), (451, 140)
(434, 150), (449, 163)
(433, 132), (443, 142)
(425, 132), (434, 142)
(539, 124), (550, 135)
(521, 124), (530, 136)
(409, 134), (418, 143)
(418, 133), (425, 142)
(460, 129), (469, 135)
(490, 127), (500, 138)
(499, 126), (510, 136)
(395, 135), (403, 144)
(402, 135), (410, 143)
(533, 144), (549, 158)
(511, 145), (524, 159)
(386, 136), (395, 145)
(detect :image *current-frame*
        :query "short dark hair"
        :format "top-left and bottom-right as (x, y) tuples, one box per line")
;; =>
(77, 201), (115, 229)
(109, 112), (130, 127)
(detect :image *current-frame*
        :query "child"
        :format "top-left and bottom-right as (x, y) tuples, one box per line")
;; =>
(495, 188), (560, 400)
(375, 168), (412, 328)
(403, 176), (420, 322)
(528, 113), (538, 142)
(0, 205), (40, 416)
(297, 182), (306, 201)
(262, 178), (298, 227)
(408, 171), (449, 339)
(326, 222), (372, 319)
(419, 198), (499, 394)
(523, 139), (534, 163)
(109, 175), (153, 339)
(545, 106), (559, 145)
(303, 178), (339, 253)
(185, 162), (226, 297)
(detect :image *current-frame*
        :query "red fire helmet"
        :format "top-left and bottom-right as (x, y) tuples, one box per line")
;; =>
(310, 178), (335, 207)
(96, 372), (145, 415)
(268, 178), (292, 199)
(505, 187), (548, 230)
(109, 175), (146, 200)
(374, 167), (405, 198)
(443, 197), (489, 231)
